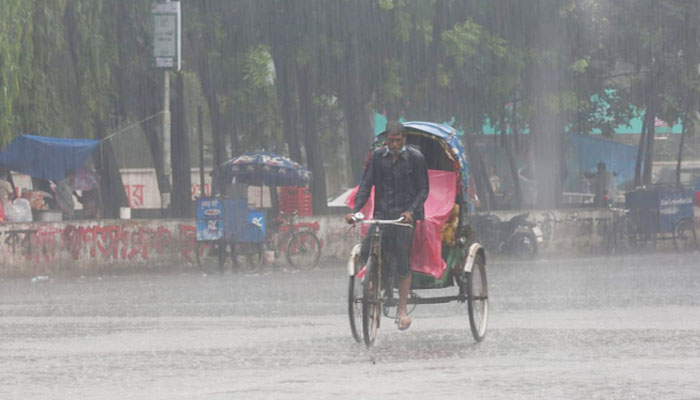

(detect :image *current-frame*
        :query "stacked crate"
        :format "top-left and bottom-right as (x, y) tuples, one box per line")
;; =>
(279, 186), (313, 216)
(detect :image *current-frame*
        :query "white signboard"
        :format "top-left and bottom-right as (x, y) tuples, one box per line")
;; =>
(152, 2), (181, 70)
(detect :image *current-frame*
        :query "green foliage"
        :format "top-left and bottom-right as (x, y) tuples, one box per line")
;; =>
(382, 58), (404, 103)
(0, 1), (33, 143)
(441, 18), (484, 67)
(2, 0), (700, 192)
(244, 46), (274, 89)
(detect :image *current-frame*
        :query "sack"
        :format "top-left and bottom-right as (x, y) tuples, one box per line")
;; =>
(4, 198), (33, 222)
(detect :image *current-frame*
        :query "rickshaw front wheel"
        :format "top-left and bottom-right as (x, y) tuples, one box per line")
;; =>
(362, 255), (381, 348)
(348, 273), (363, 343)
(464, 253), (489, 342)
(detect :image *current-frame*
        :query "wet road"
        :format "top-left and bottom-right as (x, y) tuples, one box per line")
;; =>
(2, 254), (700, 399)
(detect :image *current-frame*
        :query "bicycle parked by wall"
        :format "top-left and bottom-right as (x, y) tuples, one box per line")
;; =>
(268, 210), (321, 270)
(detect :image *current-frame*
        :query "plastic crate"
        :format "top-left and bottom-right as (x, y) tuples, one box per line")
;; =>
(279, 187), (313, 216)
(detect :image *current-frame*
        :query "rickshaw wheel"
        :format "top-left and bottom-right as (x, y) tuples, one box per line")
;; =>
(348, 273), (363, 343)
(362, 255), (381, 348)
(464, 254), (488, 342)
(673, 219), (698, 252)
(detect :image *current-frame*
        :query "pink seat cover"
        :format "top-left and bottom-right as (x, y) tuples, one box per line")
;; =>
(346, 169), (457, 279)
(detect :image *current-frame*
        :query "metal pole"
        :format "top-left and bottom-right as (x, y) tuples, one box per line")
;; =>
(198, 106), (205, 198)
(161, 0), (172, 213)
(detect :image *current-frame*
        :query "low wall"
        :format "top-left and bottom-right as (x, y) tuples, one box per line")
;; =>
(0, 219), (199, 277)
(0, 216), (364, 278)
(1, 209), (696, 277)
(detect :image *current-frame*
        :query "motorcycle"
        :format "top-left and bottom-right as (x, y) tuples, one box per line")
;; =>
(469, 212), (543, 258)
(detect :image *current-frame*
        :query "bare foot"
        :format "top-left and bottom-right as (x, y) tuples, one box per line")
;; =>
(397, 314), (412, 331)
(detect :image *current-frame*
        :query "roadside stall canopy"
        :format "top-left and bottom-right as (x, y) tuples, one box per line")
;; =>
(0, 134), (100, 182)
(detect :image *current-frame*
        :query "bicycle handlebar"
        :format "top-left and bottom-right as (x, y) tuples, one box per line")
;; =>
(350, 212), (412, 227)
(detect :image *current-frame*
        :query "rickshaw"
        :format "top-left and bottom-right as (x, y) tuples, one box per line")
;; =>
(624, 184), (698, 251)
(346, 121), (489, 347)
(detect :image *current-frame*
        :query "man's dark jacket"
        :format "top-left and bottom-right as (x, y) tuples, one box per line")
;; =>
(352, 145), (429, 221)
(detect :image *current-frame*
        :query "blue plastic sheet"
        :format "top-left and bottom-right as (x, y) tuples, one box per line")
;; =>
(0, 134), (100, 182)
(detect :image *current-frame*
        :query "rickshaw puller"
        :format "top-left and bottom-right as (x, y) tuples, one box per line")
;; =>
(345, 121), (429, 331)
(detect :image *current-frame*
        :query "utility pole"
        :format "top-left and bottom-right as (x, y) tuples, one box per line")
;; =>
(160, 0), (172, 215)
(162, 56), (171, 213)
(153, 0), (180, 214)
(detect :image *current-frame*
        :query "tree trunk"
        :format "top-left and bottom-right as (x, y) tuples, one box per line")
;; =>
(63, 0), (85, 138)
(275, 58), (302, 162)
(642, 101), (656, 185)
(529, 6), (564, 209)
(269, 0), (302, 163)
(508, 99), (522, 207)
(93, 119), (128, 219)
(296, 63), (327, 214)
(676, 119), (686, 187)
(465, 133), (491, 210)
(426, 0), (447, 118)
(339, 1), (372, 184)
(190, 4), (226, 170)
(171, 72), (192, 217)
(633, 109), (650, 187)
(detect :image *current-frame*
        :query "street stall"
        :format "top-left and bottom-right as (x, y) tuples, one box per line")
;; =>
(0, 134), (99, 221)
(195, 151), (316, 272)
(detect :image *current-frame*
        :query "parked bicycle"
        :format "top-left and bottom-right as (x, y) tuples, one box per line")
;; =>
(268, 210), (321, 270)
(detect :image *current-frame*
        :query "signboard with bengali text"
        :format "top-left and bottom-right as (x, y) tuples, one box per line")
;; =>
(152, 2), (181, 70)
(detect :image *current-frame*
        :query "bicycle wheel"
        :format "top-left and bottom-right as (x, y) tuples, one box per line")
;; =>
(348, 273), (363, 343)
(362, 255), (381, 348)
(465, 253), (488, 342)
(285, 231), (321, 270)
(673, 219), (698, 252)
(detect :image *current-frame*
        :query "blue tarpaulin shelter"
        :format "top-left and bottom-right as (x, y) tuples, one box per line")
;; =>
(568, 133), (638, 185)
(0, 134), (100, 182)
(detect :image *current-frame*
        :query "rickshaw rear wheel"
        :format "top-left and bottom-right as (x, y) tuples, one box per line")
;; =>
(673, 219), (698, 252)
(362, 255), (381, 348)
(348, 273), (363, 343)
(465, 253), (488, 342)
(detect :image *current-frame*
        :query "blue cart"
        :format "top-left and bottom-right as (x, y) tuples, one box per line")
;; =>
(625, 185), (697, 251)
(195, 197), (266, 271)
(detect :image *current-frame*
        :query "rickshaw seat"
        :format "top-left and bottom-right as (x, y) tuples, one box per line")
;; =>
(410, 170), (457, 278)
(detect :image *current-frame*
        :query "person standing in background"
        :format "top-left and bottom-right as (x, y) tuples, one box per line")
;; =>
(56, 169), (76, 220)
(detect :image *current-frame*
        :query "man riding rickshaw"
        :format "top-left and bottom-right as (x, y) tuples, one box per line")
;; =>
(345, 120), (488, 347)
